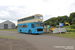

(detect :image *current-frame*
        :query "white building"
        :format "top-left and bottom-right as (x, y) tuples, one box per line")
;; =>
(0, 20), (15, 29)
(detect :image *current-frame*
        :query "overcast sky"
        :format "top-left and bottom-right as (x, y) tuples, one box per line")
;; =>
(0, 0), (75, 25)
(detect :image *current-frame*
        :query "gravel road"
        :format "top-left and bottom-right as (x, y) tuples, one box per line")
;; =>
(0, 30), (75, 50)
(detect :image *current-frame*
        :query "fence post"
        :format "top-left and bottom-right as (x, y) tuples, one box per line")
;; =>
(59, 28), (61, 34)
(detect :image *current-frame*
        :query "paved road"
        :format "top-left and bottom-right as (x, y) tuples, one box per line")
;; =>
(0, 31), (75, 50)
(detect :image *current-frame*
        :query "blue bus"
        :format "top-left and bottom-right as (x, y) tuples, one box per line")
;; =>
(17, 14), (44, 34)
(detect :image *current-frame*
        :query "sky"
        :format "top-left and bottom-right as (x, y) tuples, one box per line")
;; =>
(0, 0), (75, 25)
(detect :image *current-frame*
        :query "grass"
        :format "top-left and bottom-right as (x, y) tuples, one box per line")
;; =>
(64, 26), (75, 30)
(50, 32), (75, 39)
(0, 29), (17, 31)
(0, 35), (18, 39)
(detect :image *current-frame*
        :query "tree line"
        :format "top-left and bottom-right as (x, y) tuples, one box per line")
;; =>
(44, 12), (75, 26)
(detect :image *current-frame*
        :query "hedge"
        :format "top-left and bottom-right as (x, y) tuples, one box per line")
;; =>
(70, 25), (75, 29)
(67, 29), (75, 32)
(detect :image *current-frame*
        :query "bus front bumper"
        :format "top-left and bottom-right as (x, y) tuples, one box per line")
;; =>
(33, 31), (44, 34)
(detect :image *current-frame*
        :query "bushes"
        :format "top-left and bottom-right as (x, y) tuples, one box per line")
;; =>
(66, 25), (75, 32)
(70, 24), (75, 29)
(67, 29), (75, 32)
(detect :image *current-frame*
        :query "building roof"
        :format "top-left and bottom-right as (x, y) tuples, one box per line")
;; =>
(0, 20), (15, 24)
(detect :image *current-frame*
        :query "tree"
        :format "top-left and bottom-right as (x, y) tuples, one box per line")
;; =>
(71, 17), (75, 24)
(49, 21), (54, 26)
(49, 17), (57, 23)
(43, 12), (75, 26)
(15, 26), (17, 29)
(57, 16), (63, 22)
(54, 20), (59, 25)
(60, 15), (68, 23)
(68, 12), (75, 25)
(44, 22), (47, 25)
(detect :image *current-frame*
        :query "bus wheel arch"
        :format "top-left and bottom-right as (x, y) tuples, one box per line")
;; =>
(20, 29), (22, 33)
(28, 30), (32, 34)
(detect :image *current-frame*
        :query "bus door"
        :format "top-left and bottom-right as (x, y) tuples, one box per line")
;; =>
(31, 24), (35, 32)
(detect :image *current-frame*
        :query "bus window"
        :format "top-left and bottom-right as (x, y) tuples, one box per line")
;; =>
(23, 25), (27, 28)
(18, 26), (20, 28)
(40, 17), (43, 19)
(18, 25), (22, 28)
(31, 24), (34, 28)
(36, 16), (43, 19)
(21, 25), (23, 28)
(31, 16), (34, 19)
(36, 16), (39, 19)
(20, 25), (22, 28)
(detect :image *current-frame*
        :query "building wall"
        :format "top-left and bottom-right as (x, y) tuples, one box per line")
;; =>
(0, 24), (4, 29)
(0, 20), (15, 29)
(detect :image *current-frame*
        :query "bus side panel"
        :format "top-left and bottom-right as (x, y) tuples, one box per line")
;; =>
(17, 24), (27, 33)
(21, 23), (31, 33)
(24, 23), (34, 33)
(27, 23), (32, 33)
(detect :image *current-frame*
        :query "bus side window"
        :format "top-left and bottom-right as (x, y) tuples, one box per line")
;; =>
(18, 25), (21, 28)
(20, 25), (21, 28)
(31, 24), (34, 28)
(18, 26), (19, 28)
(23, 25), (27, 28)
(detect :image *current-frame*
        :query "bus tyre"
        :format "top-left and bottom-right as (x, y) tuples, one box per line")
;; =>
(29, 30), (32, 34)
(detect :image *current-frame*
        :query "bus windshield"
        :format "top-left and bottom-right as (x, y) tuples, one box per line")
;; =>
(36, 16), (43, 19)
(35, 23), (43, 27)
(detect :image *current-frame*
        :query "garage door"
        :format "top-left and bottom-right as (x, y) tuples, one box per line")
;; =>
(4, 24), (8, 29)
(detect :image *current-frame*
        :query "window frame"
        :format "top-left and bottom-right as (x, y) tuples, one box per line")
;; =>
(23, 25), (27, 28)
(31, 24), (35, 28)
(18, 16), (35, 22)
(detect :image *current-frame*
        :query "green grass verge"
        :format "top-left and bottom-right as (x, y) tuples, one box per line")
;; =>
(64, 26), (75, 30)
(0, 29), (17, 31)
(64, 26), (75, 32)
(0, 35), (18, 39)
(50, 32), (75, 39)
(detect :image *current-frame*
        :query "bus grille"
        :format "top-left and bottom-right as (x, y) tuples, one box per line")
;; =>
(37, 29), (43, 31)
